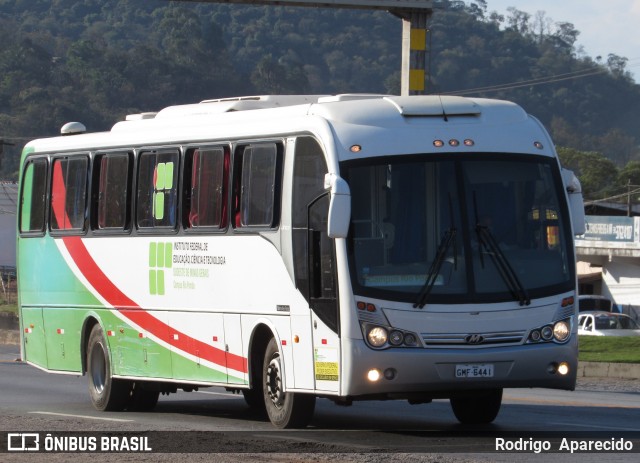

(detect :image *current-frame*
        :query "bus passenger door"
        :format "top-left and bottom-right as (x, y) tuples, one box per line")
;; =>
(308, 194), (340, 393)
(290, 136), (340, 393)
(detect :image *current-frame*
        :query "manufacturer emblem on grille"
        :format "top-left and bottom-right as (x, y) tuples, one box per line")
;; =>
(465, 334), (485, 344)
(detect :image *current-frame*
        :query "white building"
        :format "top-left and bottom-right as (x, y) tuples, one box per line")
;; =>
(576, 215), (640, 318)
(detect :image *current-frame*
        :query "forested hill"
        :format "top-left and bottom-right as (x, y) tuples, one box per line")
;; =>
(1, 0), (640, 200)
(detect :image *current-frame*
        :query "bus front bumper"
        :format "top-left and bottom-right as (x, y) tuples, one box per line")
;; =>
(340, 337), (577, 399)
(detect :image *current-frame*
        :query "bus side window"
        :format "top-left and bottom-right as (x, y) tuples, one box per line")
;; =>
(136, 150), (179, 230)
(93, 153), (131, 231)
(185, 146), (229, 230)
(19, 158), (48, 234)
(233, 143), (282, 229)
(50, 156), (89, 233)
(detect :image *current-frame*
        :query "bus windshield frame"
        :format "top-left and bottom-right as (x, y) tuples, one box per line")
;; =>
(343, 153), (576, 306)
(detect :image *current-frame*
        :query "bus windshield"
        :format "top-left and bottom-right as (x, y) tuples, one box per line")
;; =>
(344, 154), (574, 305)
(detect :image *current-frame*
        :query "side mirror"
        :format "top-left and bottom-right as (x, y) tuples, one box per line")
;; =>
(324, 173), (351, 238)
(562, 168), (586, 236)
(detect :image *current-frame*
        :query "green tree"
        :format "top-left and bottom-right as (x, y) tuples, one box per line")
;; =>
(557, 147), (619, 200)
(617, 161), (640, 189)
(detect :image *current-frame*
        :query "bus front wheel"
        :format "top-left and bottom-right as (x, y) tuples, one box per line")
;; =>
(86, 324), (132, 411)
(262, 337), (315, 428)
(450, 388), (503, 424)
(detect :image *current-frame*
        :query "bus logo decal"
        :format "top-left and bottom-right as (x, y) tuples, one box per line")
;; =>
(464, 334), (485, 345)
(149, 241), (172, 295)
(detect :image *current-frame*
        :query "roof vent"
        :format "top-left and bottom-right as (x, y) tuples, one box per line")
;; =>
(125, 112), (158, 121)
(60, 122), (87, 135)
(317, 94), (385, 103)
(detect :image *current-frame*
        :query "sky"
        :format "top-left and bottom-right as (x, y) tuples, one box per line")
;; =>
(485, 1), (640, 79)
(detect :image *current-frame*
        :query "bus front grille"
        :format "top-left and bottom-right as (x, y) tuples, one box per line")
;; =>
(421, 331), (526, 348)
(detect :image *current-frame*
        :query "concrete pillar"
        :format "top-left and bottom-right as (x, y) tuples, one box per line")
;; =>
(401, 11), (429, 96)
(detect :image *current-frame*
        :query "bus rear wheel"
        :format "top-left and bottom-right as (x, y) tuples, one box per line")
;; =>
(262, 337), (315, 428)
(86, 324), (132, 411)
(450, 388), (503, 424)
(128, 382), (160, 411)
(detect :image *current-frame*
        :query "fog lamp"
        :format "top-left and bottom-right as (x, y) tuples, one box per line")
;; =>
(367, 369), (381, 382)
(557, 362), (570, 376)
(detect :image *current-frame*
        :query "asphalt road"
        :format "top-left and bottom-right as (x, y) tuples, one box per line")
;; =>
(1, 343), (639, 462)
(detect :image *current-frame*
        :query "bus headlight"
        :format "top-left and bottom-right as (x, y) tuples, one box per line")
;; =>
(553, 321), (570, 342)
(367, 326), (388, 347)
(388, 330), (404, 346)
(541, 326), (554, 341)
(527, 319), (572, 344)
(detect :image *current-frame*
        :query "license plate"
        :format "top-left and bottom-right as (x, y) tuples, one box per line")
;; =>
(455, 364), (494, 378)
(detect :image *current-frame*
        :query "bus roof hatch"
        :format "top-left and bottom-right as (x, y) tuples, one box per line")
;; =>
(383, 96), (481, 117)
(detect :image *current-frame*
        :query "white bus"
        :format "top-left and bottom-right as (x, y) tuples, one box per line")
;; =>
(18, 94), (585, 428)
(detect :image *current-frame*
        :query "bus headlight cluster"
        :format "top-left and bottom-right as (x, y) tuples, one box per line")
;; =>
(367, 327), (388, 347)
(363, 324), (420, 349)
(527, 319), (571, 344)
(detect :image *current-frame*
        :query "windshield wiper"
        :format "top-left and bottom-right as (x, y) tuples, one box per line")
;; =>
(476, 225), (531, 306)
(413, 227), (457, 309)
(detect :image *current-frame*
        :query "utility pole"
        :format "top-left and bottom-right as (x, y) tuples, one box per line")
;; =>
(163, 1), (433, 95)
(627, 179), (632, 217)
(0, 139), (16, 173)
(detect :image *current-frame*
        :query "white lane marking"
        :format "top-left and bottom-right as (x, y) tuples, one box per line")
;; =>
(29, 411), (134, 422)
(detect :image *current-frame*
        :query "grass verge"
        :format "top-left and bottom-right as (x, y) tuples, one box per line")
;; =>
(0, 303), (18, 315)
(578, 336), (640, 363)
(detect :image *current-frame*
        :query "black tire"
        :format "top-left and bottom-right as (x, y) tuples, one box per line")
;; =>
(450, 388), (503, 424)
(86, 324), (132, 411)
(128, 382), (160, 412)
(262, 337), (315, 428)
(242, 345), (267, 413)
(242, 388), (266, 412)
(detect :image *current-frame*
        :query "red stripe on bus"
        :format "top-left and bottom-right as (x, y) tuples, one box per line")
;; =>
(61, 236), (248, 373)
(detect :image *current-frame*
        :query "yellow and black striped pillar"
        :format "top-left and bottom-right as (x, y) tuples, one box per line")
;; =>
(401, 11), (429, 96)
